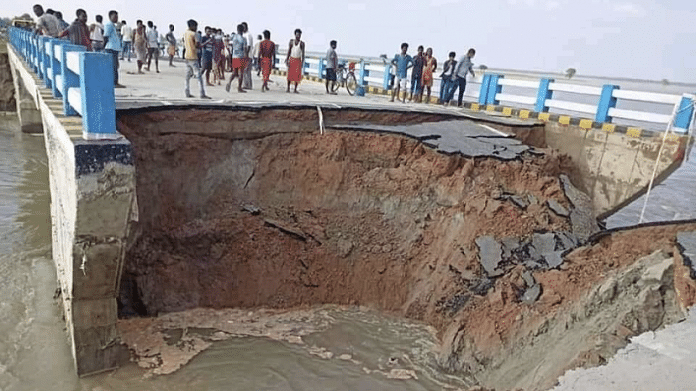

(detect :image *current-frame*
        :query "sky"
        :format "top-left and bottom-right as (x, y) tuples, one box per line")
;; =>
(7, 0), (696, 83)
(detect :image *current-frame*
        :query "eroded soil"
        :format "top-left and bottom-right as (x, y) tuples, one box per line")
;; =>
(116, 109), (696, 390)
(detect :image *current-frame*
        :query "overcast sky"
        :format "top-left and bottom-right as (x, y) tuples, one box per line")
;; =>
(8, 0), (695, 83)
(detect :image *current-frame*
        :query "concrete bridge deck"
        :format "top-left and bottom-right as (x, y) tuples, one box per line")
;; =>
(113, 59), (534, 126)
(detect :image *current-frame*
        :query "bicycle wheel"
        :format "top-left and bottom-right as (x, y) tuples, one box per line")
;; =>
(330, 70), (341, 93)
(345, 73), (357, 96)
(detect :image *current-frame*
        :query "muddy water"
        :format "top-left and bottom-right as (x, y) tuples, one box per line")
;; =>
(0, 119), (470, 390)
(0, 117), (694, 390)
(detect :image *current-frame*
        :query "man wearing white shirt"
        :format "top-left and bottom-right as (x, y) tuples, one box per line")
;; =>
(146, 21), (160, 72)
(241, 22), (253, 89)
(90, 15), (104, 51)
(33, 4), (61, 37)
(120, 20), (132, 61)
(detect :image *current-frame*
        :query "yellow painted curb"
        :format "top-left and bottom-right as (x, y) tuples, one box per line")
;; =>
(502, 107), (512, 116)
(666, 133), (680, 142)
(559, 116), (571, 125)
(602, 123), (616, 133)
(626, 127), (642, 138)
(486, 105), (496, 112)
(519, 110), (529, 119)
(579, 119), (593, 129)
(470, 103), (479, 111)
(538, 113), (550, 121)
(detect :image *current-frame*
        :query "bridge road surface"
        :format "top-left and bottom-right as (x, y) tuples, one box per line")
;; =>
(114, 59), (507, 121)
(113, 59), (537, 160)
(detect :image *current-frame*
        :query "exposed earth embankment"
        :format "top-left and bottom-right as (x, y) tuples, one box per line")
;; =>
(116, 108), (696, 389)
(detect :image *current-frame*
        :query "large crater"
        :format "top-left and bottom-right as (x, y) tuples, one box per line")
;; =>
(116, 107), (696, 390)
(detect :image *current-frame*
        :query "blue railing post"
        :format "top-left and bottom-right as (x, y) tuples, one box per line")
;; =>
(486, 74), (504, 105)
(61, 44), (86, 116)
(535, 78), (554, 112)
(355, 59), (368, 96)
(49, 39), (64, 97)
(79, 52), (117, 139)
(383, 63), (392, 90)
(39, 36), (49, 80)
(29, 34), (35, 71)
(595, 84), (620, 123)
(359, 59), (368, 86)
(674, 96), (695, 131)
(479, 74), (491, 104)
(318, 58), (325, 79)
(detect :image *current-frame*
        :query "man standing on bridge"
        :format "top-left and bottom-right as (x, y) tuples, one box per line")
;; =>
(285, 29), (305, 93)
(59, 9), (92, 50)
(183, 19), (211, 99)
(390, 43), (413, 103)
(32, 4), (61, 37)
(103, 10), (125, 88)
(325, 40), (338, 94)
(445, 48), (476, 107)
(225, 24), (248, 93)
(165, 24), (177, 67)
(258, 30), (276, 92)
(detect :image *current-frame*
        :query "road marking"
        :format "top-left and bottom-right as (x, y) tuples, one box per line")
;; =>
(479, 124), (509, 137)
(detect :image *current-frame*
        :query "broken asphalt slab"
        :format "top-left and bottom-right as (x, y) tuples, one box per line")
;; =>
(329, 120), (529, 160)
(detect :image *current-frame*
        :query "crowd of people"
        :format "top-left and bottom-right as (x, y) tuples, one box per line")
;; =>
(390, 43), (477, 107)
(30, 4), (477, 104)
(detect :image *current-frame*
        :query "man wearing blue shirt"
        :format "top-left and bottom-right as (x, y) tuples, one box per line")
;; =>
(390, 43), (413, 103)
(103, 10), (125, 88)
(445, 48), (476, 107)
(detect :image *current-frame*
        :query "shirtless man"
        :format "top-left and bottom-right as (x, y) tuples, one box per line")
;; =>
(285, 28), (305, 93)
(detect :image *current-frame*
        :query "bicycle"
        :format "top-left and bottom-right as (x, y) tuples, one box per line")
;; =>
(331, 61), (358, 96)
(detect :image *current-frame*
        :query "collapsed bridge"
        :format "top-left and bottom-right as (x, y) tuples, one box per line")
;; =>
(5, 30), (696, 389)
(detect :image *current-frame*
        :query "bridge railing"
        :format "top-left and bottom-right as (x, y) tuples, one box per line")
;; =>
(287, 51), (694, 133)
(9, 27), (118, 140)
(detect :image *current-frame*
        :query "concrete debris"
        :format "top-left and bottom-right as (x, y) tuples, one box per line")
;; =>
(476, 230), (578, 279)
(501, 237), (520, 259)
(521, 270), (536, 287)
(547, 199), (570, 217)
(557, 231), (578, 252)
(676, 231), (696, 277)
(475, 236), (503, 277)
(509, 195), (529, 209)
(544, 251), (565, 268)
(532, 233), (556, 257)
(560, 175), (600, 242)
(521, 284), (541, 304)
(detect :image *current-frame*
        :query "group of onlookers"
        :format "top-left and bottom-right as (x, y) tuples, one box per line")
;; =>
(390, 43), (477, 107)
(30, 4), (478, 105)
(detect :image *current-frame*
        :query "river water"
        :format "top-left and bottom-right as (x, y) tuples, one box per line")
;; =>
(0, 112), (693, 390)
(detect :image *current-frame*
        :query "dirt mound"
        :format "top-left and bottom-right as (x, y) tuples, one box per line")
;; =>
(116, 109), (696, 389)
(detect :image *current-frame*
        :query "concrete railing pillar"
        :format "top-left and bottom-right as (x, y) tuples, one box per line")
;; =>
(595, 84), (620, 123)
(50, 40), (64, 98)
(318, 58), (325, 79)
(60, 44), (85, 116)
(535, 78), (554, 112)
(383, 63), (392, 90)
(673, 96), (695, 131)
(39, 36), (49, 79)
(79, 52), (117, 139)
(359, 59), (369, 86)
(486, 74), (504, 105)
(479, 74), (491, 104)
